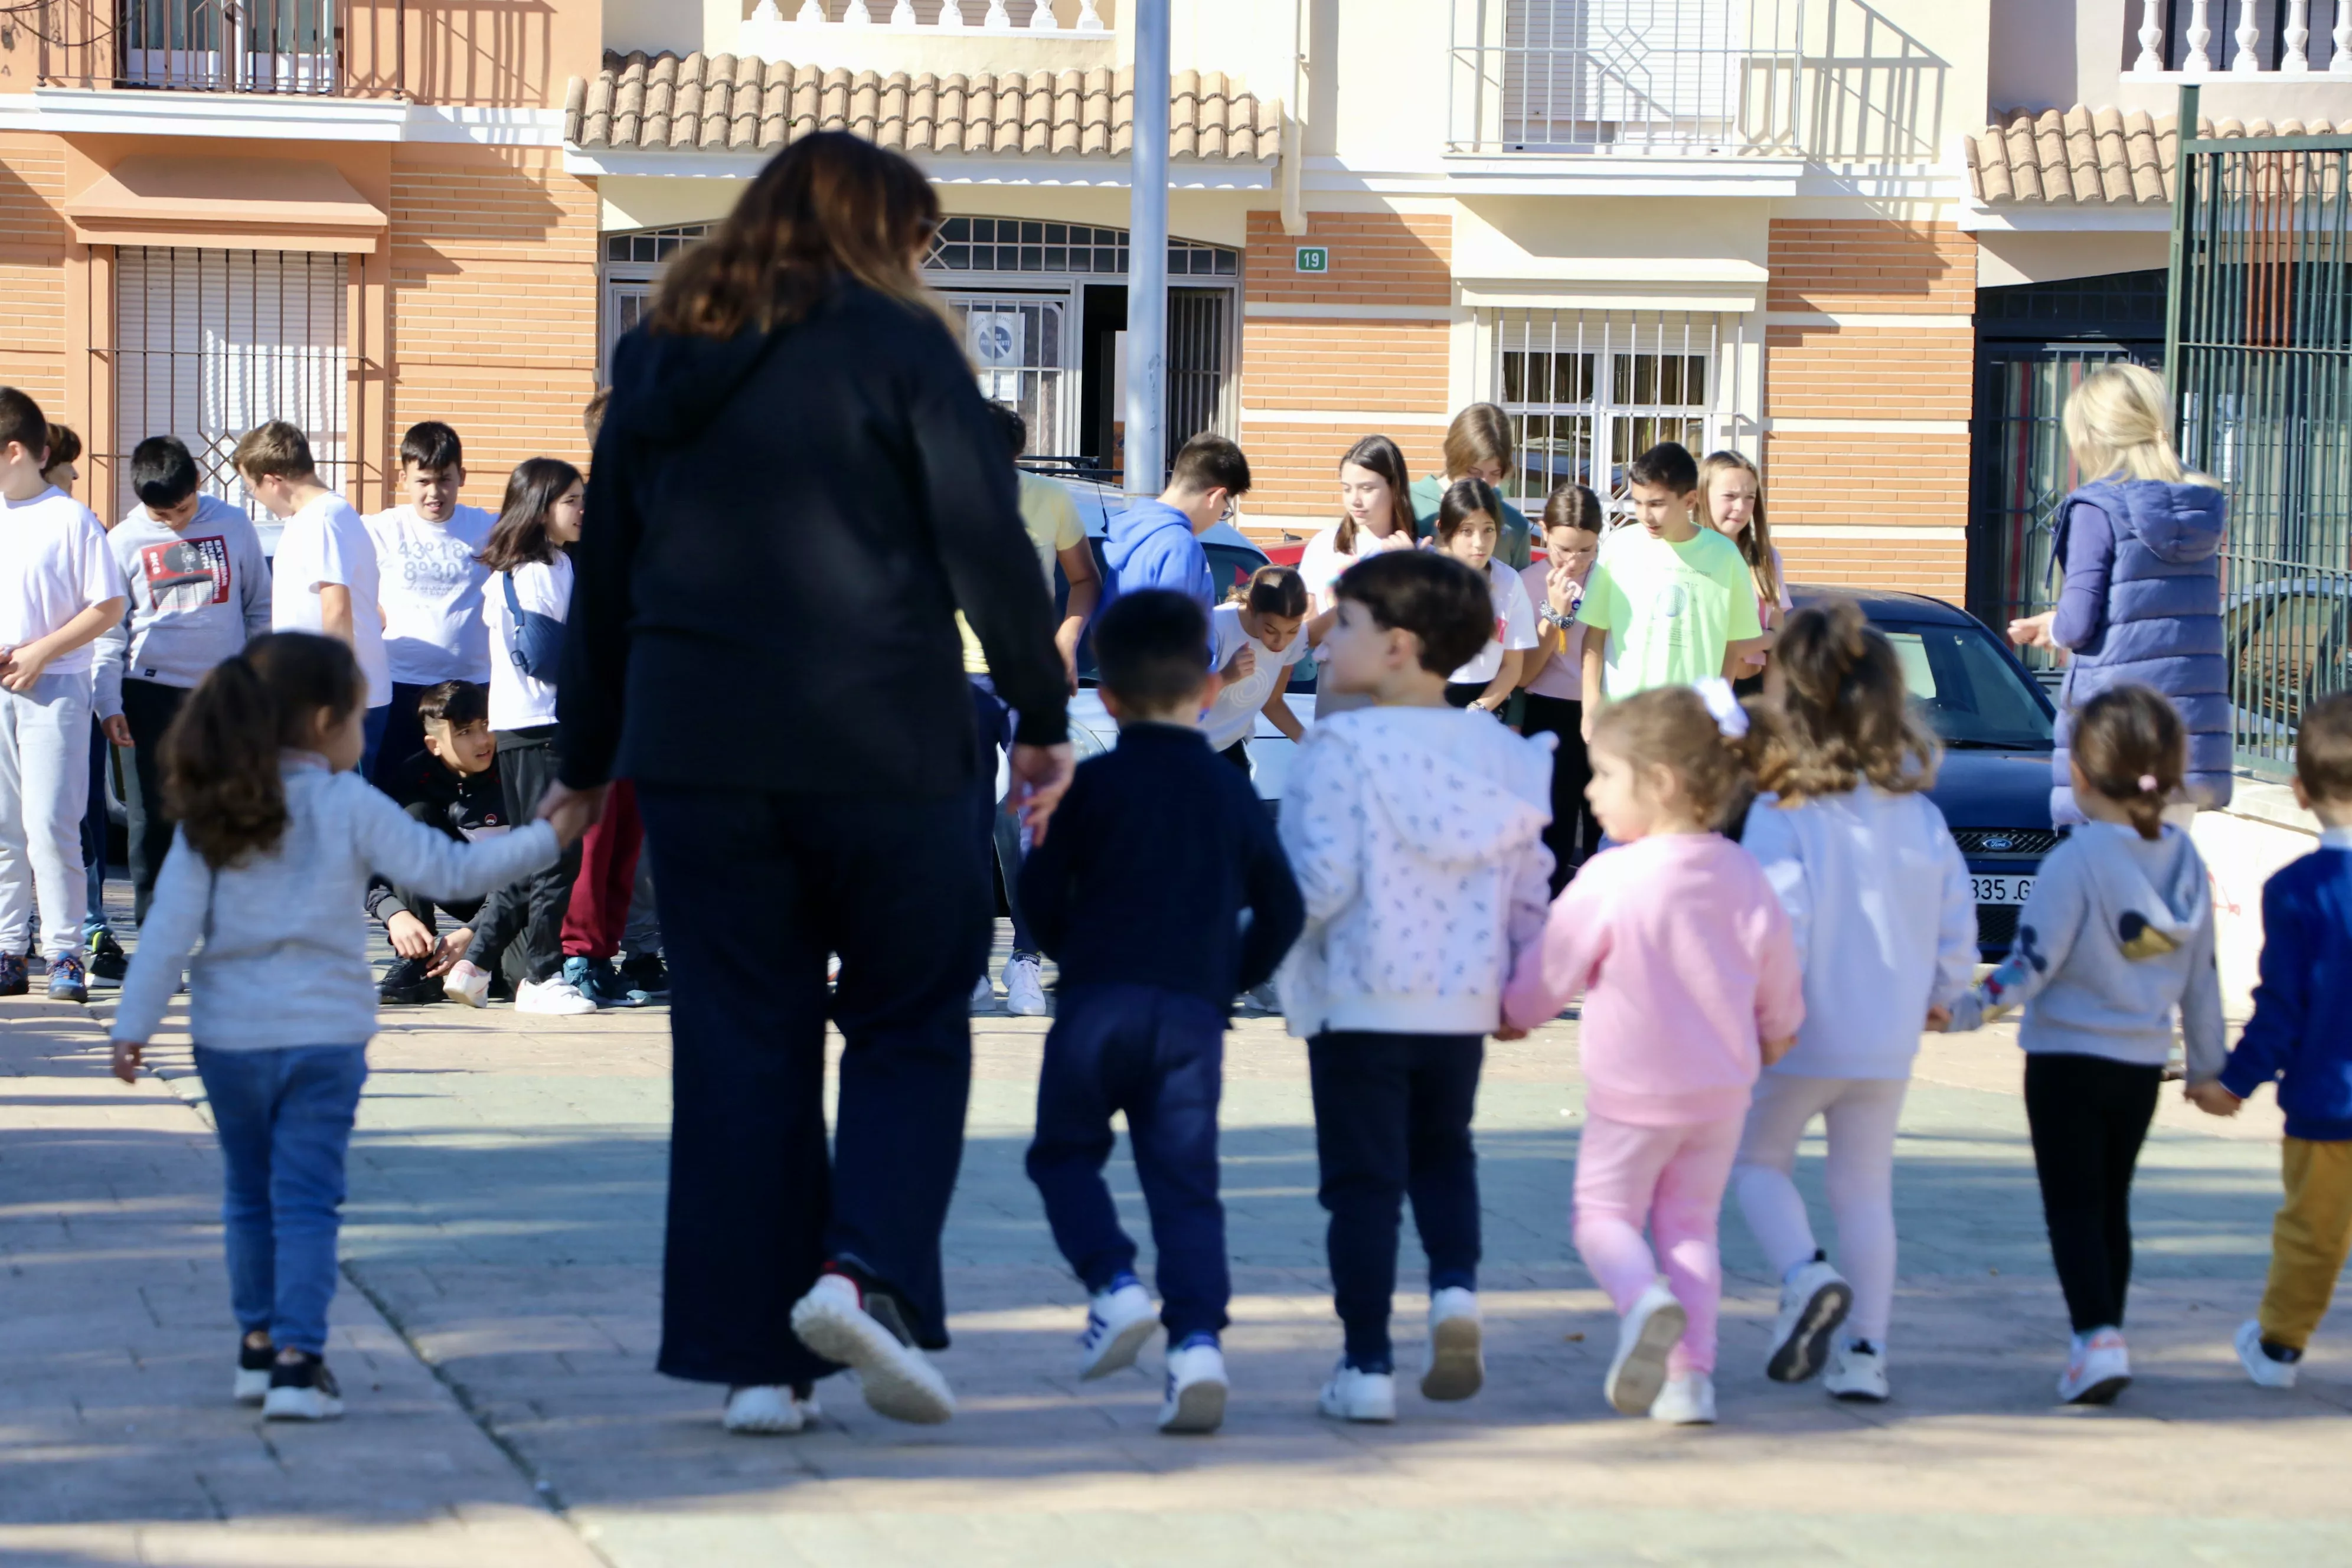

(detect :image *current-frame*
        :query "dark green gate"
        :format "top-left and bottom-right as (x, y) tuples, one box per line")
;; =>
(2169, 84), (2352, 773)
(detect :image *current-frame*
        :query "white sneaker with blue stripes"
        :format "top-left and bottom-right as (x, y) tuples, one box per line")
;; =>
(1077, 1280), (1160, 1380)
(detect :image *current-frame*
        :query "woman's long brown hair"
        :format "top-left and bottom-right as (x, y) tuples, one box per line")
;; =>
(478, 458), (583, 574)
(650, 130), (945, 340)
(162, 632), (364, 870)
(1335, 434), (1415, 556)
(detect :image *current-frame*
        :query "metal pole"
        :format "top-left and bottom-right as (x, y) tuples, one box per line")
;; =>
(1125, 0), (1170, 498)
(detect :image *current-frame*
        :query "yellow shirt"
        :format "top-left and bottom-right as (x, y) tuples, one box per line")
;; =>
(961, 470), (1086, 675)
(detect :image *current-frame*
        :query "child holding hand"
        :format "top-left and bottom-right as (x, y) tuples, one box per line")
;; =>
(1503, 680), (1803, 1426)
(109, 633), (573, 1422)
(1943, 684), (2223, 1406)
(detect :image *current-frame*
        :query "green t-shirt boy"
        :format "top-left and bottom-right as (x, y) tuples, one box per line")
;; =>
(1576, 450), (1763, 703)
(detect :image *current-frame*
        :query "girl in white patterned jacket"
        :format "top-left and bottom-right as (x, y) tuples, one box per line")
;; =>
(1278, 550), (1554, 1427)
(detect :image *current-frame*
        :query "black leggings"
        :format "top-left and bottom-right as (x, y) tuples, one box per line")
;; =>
(1520, 693), (1597, 895)
(2024, 1053), (2163, 1334)
(492, 727), (583, 984)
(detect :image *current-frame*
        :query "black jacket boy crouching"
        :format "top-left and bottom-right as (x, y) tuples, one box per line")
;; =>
(1015, 721), (1305, 1346)
(366, 748), (527, 993)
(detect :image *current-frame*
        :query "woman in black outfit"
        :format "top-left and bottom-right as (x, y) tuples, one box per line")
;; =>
(544, 133), (1073, 1432)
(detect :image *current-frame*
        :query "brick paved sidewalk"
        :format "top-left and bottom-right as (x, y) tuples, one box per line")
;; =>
(4, 916), (2351, 1566)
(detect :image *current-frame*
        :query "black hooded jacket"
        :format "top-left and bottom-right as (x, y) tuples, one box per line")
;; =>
(558, 280), (1070, 796)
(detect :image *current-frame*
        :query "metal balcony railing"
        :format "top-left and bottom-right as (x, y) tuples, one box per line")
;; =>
(40, 1), (407, 97)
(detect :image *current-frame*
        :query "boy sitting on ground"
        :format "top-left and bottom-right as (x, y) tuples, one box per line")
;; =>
(366, 680), (520, 1007)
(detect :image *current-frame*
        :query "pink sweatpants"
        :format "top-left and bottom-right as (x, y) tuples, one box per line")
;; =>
(1572, 1110), (1746, 1376)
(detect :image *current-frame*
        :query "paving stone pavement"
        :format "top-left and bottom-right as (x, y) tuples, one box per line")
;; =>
(4, 901), (2351, 1566)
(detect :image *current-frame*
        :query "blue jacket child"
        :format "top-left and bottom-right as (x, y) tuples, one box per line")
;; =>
(2218, 828), (2352, 1140)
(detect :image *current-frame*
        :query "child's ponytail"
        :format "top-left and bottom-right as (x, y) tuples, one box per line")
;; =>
(164, 632), (365, 869)
(2068, 684), (2184, 841)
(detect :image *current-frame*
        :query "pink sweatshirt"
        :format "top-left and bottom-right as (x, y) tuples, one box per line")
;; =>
(1504, 833), (1805, 1126)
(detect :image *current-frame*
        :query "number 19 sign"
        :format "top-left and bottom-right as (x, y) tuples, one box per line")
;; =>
(1295, 246), (1329, 274)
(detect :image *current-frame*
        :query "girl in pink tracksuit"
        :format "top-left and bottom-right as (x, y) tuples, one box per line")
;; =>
(1504, 680), (1803, 1426)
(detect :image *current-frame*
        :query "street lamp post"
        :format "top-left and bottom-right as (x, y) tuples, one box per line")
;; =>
(1125, 0), (1170, 498)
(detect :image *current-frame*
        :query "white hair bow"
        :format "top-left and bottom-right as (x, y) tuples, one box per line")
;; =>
(1693, 677), (1749, 739)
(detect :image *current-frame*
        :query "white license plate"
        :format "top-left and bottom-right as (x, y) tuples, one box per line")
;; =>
(1972, 876), (2033, 906)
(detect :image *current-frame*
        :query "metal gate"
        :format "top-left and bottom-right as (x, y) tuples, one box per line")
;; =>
(2168, 84), (2352, 772)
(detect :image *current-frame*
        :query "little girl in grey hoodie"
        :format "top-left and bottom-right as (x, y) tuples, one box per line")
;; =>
(1946, 685), (2223, 1409)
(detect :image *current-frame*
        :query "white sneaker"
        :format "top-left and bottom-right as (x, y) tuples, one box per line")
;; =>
(1003, 955), (1047, 1016)
(1077, 1280), (1160, 1380)
(1649, 1371), (1717, 1426)
(2057, 1327), (2131, 1405)
(789, 1273), (955, 1425)
(971, 974), (995, 1008)
(1158, 1341), (1227, 1434)
(1318, 1360), (1397, 1423)
(1604, 1279), (1687, 1416)
(261, 1357), (344, 1422)
(722, 1384), (812, 1434)
(2235, 1318), (2299, 1389)
(1765, 1256), (1853, 1383)
(515, 976), (597, 1016)
(1823, 1338), (1890, 1402)
(1420, 1286), (1484, 1402)
(442, 961), (490, 1008)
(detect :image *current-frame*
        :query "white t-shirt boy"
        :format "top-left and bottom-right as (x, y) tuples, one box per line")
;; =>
(1449, 558), (1540, 688)
(272, 491), (390, 708)
(482, 555), (571, 731)
(364, 502), (496, 686)
(1202, 603), (1310, 753)
(0, 487), (116, 677)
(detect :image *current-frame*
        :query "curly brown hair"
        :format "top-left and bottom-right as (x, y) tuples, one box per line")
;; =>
(1746, 599), (1939, 804)
(162, 633), (364, 870)
(1589, 685), (1755, 828)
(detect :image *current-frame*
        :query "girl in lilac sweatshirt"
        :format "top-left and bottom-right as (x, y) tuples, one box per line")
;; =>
(1504, 681), (1804, 1427)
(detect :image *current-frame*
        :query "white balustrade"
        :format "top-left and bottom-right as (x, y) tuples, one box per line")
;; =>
(2232, 0), (2262, 71)
(2127, 0), (2352, 74)
(2135, 0), (2166, 74)
(2283, 1), (2310, 72)
(2186, 0), (2215, 71)
(2335, 8), (2352, 73)
(743, 0), (1110, 43)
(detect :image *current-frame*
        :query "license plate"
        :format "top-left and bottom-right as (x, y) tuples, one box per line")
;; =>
(1972, 876), (2033, 906)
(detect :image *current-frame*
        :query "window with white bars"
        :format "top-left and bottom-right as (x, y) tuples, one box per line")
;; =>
(1483, 309), (1749, 518)
(112, 247), (349, 524)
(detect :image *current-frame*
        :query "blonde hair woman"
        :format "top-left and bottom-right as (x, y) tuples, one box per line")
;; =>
(2008, 362), (2232, 821)
(1697, 451), (1785, 694)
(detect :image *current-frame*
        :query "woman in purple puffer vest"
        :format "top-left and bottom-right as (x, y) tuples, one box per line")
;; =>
(2008, 364), (2232, 825)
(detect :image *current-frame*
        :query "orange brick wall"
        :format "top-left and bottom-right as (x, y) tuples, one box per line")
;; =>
(1245, 211), (1452, 309)
(1240, 321), (1451, 414)
(0, 137), (71, 415)
(1764, 325), (1972, 422)
(386, 148), (602, 511)
(1765, 219), (1975, 316)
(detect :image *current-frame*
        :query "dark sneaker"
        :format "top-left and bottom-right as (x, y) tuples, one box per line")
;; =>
(563, 954), (637, 1008)
(234, 1336), (275, 1405)
(377, 956), (442, 1006)
(263, 1352), (344, 1421)
(620, 952), (671, 1003)
(47, 954), (87, 1004)
(0, 954), (26, 997)
(87, 930), (129, 984)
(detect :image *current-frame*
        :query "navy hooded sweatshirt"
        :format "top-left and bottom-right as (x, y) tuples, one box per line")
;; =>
(2219, 835), (2352, 1141)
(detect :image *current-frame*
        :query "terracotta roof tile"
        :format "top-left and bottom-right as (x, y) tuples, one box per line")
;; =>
(567, 50), (1279, 161)
(1967, 106), (2348, 205)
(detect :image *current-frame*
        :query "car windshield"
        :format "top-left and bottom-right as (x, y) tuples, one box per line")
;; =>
(1876, 619), (2054, 751)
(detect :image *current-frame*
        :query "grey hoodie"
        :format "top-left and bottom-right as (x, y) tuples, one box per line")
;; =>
(1948, 820), (2225, 1079)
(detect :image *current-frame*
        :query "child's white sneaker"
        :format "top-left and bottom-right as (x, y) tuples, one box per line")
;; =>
(1318, 1360), (1397, 1423)
(2056, 1327), (2131, 1405)
(442, 961), (491, 1008)
(1003, 955), (1048, 1017)
(1648, 1371), (1716, 1425)
(1420, 1286), (1483, 1402)
(789, 1272), (956, 1424)
(515, 976), (597, 1016)
(1077, 1279), (1159, 1380)
(1158, 1339), (1227, 1434)
(2235, 1318), (2299, 1389)
(1822, 1338), (1890, 1402)
(1604, 1279), (1686, 1416)
(721, 1385), (813, 1434)
(1765, 1253), (1852, 1383)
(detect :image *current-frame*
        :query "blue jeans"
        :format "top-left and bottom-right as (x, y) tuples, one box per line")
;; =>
(194, 1044), (369, 1355)
(1308, 1031), (1484, 1371)
(1026, 983), (1230, 1342)
(968, 677), (1038, 959)
(359, 703), (390, 784)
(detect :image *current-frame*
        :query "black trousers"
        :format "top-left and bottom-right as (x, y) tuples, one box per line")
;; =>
(1308, 1031), (1484, 1370)
(1520, 692), (1597, 896)
(2024, 1052), (2164, 1334)
(492, 727), (581, 984)
(119, 679), (190, 925)
(638, 782), (989, 1387)
(371, 682), (435, 794)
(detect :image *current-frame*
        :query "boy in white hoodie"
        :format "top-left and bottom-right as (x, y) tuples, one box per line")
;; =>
(1279, 550), (1555, 1424)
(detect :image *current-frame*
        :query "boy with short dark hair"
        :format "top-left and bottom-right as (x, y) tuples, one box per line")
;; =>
(1575, 440), (1765, 729)
(0, 387), (128, 1001)
(1017, 587), (1304, 1435)
(1276, 548), (1556, 1425)
(367, 679), (518, 1007)
(94, 435), (273, 925)
(2192, 691), (2352, 1387)
(1103, 433), (1252, 615)
(364, 421), (496, 791)
(237, 422), (392, 773)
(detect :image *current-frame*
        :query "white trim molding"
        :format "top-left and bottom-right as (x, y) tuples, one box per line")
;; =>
(1959, 203), (2174, 234)
(1775, 524), (1968, 541)
(1239, 409), (1455, 427)
(565, 146), (1273, 189)
(0, 89), (567, 146)
(1763, 310), (1974, 331)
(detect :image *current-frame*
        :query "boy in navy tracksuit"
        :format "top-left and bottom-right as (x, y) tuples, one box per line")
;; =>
(2191, 692), (2352, 1386)
(1018, 588), (1304, 1435)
